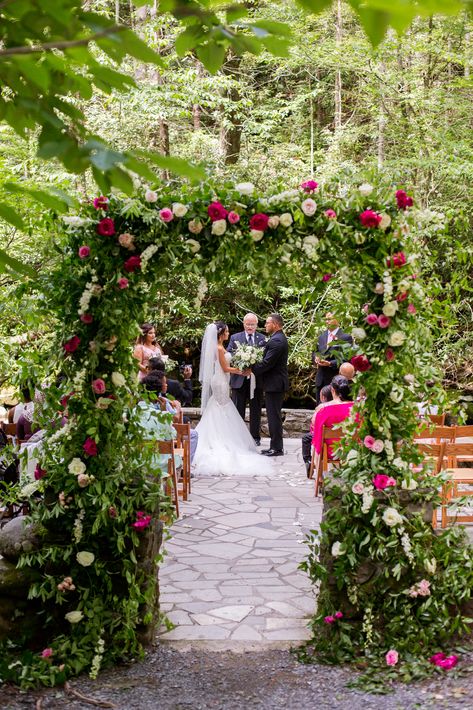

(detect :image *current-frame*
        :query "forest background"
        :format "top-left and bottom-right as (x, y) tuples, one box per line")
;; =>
(0, 0), (472, 410)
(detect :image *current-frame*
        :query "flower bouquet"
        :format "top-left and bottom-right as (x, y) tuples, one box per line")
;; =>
(231, 342), (264, 371)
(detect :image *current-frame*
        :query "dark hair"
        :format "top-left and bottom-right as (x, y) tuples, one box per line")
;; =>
(142, 370), (165, 393)
(214, 321), (228, 339)
(148, 356), (165, 372)
(136, 322), (155, 345)
(269, 313), (283, 327)
(330, 375), (351, 402)
(320, 385), (333, 403)
(20, 386), (33, 402)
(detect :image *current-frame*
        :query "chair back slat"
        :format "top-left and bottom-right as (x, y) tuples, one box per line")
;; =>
(1, 422), (17, 436)
(428, 413), (446, 425)
(414, 425), (455, 441)
(454, 425), (473, 440)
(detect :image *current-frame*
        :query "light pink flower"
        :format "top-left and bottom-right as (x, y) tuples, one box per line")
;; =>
(418, 579), (431, 596)
(118, 277), (129, 289)
(78, 246), (90, 259)
(377, 314), (391, 329)
(386, 477), (397, 486)
(41, 648), (54, 659)
(227, 211), (240, 224)
(385, 649), (399, 666)
(92, 378), (106, 394)
(372, 439), (384, 454)
(407, 304), (416, 314)
(301, 198), (317, 217)
(118, 233), (135, 250)
(159, 208), (174, 223)
(365, 313), (378, 325)
(363, 435), (375, 450)
(324, 209), (337, 220)
(352, 482), (365, 495)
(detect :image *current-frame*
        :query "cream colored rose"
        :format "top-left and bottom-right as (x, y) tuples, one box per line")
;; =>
(235, 182), (255, 195)
(382, 507), (403, 527)
(172, 202), (188, 218)
(359, 183), (374, 196)
(118, 233), (135, 250)
(331, 541), (345, 557)
(301, 198), (317, 216)
(388, 330), (406, 347)
(424, 558), (436, 574)
(96, 397), (112, 410)
(111, 371), (125, 387)
(77, 473), (91, 488)
(68, 458), (86, 476)
(186, 239), (201, 253)
(211, 219), (227, 236)
(352, 327), (366, 341)
(279, 213), (293, 227)
(76, 551), (95, 567)
(379, 213), (391, 230)
(268, 216), (280, 229)
(383, 301), (399, 317)
(144, 189), (158, 203)
(188, 219), (203, 235)
(250, 229), (264, 242)
(374, 282), (384, 294)
(65, 610), (84, 624)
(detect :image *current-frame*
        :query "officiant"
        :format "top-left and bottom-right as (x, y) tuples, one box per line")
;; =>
(226, 312), (266, 446)
(313, 312), (353, 404)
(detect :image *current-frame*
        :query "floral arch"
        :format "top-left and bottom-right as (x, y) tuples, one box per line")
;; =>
(3, 178), (472, 687)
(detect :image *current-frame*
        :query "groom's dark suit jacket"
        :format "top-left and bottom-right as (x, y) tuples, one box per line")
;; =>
(313, 328), (353, 389)
(226, 330), (266, 390)
(252, 331), (289, 392)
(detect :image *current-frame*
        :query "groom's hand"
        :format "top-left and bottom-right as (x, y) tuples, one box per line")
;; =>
(242, 369), (252, 376)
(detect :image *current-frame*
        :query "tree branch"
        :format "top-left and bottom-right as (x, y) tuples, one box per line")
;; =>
(0, 25), (124, 58)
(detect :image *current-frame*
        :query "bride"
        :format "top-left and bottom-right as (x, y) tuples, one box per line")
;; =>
(192, 321), (272, 477)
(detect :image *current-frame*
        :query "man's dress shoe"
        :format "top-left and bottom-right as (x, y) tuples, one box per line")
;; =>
(261, 449), (284, 457)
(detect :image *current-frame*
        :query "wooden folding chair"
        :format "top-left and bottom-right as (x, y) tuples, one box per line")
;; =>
(312, 425), (344, 498)
(1, 422), (17, 443)
(156, 440), (180, 518)
(440, 442), (473, 528)
(453, 425), (473, 463)
(414, 425), (455, 444)
(173, 421), (191, 499)
(416, 441), (445, 528)
(428, 413), (446, 426)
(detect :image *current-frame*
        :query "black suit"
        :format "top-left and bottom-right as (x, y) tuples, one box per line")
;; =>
(226, 331), (266, 440)
(313, 328), (353, 404)
(252, 330), (289, 451)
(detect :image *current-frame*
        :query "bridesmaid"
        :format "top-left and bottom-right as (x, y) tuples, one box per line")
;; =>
(133, 323), (163, 381)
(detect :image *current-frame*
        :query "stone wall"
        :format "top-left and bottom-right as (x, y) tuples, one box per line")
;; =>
(183, 407), (313, 438)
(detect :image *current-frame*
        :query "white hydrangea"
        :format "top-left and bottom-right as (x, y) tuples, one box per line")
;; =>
(359, 183), (374, 196)
(144, 189), (158, 202)
(361, 490), (374, 514)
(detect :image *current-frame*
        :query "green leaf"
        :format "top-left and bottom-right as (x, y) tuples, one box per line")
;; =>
(175, 26), (206, 57)
(4, 183), (70, 213)
(195, 42), (226, 74)
(296, 0), (332, 13)
(0, 202), (25, 230)
(261, 36), (291, 57)
(252, 20), (292, 38)
(136, 151), (206, 182)
(0, 247), (36, 278)
(115, 29), (165, 66)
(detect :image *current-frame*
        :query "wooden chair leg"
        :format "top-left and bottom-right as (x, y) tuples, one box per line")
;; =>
(308, 446), (316, 480)
(314, 455), (323, 497)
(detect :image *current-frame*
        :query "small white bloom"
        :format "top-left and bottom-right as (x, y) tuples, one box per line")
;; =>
(359, 183), (374, 196)
(235, 182), (255, 196)
(172, 202), (188, 218)
(68, 458), (86, 476)
(424, 558), (436, 575)
(393, 456), (406, 470)
(63, 215), (87, 227)
(390, 386), (404, 403)
(268, 215), (280, 229)
(186, 238), (201, 253)
(404, 374), (415, 386)
(211, 219), (227, 236)
(362, 490), (374, 513)
(76, 551), (95, 567)
(374, 282), (385, 294)
(20, 482), (40, 498)
(383, 301), (399, 317)
(301, 198), (317, 217)
(279, 213), (293, 227)
(65, 610), (84, 624)
(383, 507), (403, 527)
(379, 213), (392, 230)
(188, 219), (203, 235)
(401, 478), (418, 490)
(331, 541), (345, 557)
(352, 327), (366, 341)
(145, 189), (158, 203)
(111, 371), (126, 388)
(388, 330), (406, 347)
(250, 229), (264, 242)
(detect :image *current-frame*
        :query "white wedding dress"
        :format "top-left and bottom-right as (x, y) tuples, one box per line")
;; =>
(193, 352), (272, 477)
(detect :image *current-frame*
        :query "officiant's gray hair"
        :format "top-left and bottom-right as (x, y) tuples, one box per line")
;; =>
(243, 312), (258, 323)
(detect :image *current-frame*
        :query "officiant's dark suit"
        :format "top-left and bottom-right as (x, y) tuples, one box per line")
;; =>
(227, 328), (266, 444)
(252, 315), (289, 455)
(313, 313), (353, 404)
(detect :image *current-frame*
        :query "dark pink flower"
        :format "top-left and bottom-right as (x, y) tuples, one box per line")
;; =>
(41, 648), (53, 659)
(228, 211), (240, 224)
(92, 378), (106, 395)
(96, 218), (115, 236)
(396, 291), (408, 302)
(132, 511), (152, 529)
(429, 652), (446, 664)
(159, 208), (174, 223)
(324, 209), (337, 220)
(207, 202), (228, 222)
(124, 255), (142, 273)
(364, 435), (375, 449)
(80, 313), (93, 324)
(118, 277), (129, 289)
(301, 180), (318, 193)
(387, 252), (407, 268)
(372, 474), (396, 490)
(385, 649), (399, 666)
(323, 615), (335, 624)
(437, 656), (458, 670)
(385, 348), (395, 362)
(351, 354), (371, 372)
(34, 465), (47, 481)
(377, 314), (391, 329)
(63, 335), (80, 354)
(249, 213), (269, 231)
(365, 313), (378, 325)
(334, 611), (343, 619)
(60, 392), (73, 408)
(407, 304), (416, 314)
(93, 196), (109, 210)
(395, 189), (413, 210)
(322, 273), (333, 282)
(109, 506), (117, 518)
(83, 437), (98, 457)
(359, 210), (382, 228)
(78, 245), (90, 259)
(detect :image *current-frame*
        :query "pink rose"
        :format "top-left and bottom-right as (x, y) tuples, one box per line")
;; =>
(396, 291), (408, 302)
(249, 213), (270, 232)
(387, 252), (407, 268)
(385, 649), (399, 666)
(365, 313), (378, 325)
(359, 209), (382, 228)
(124, 255), (142, 273)
(334, 611), (343, 619)
(429, 653), (458, 669)
(227, 211), (240, 224)
(96, 218), (115, 236)
(429, 652), (446, 664)
(351, 354), (371, 372)
(364, 435), (375, 450)
(132, 511), (152, 529)
(41, 648), (54, 659)
(301, 180), (318, 193)
(323, 615), (335, 624)
(372, 439), (384, 453)
(418, 579), (431, 596)
(324, 209), (337, 220)
(207, 202), (228, 222)
(118, 277), (129, 289)
(93, 196), (109, 210)
(407, 304), (416, 314)
(385, 348), (395, 362)
(92, 378), (106, 395)
(34, 465), (47, 481)
(80, 313), (93, 324)
(268, 216), (280, 229)
(301, 198), (317, 217)
(63, 335), (80, 354)
(77, 473), (90, 488)
(78, 245), (90, 259)
(386, 477), (397, 486)
(377, 314), (391, 329)
(159, 208), (174, 223)
(118, 233), (135, 250)
(83, 437), (98, 457)
(373, 474), (396, 490)
(395, 189), (413, 210)
(322, 273), (333, 282)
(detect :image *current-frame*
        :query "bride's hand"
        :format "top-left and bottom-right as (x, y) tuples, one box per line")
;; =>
(241, 369), (252, 376)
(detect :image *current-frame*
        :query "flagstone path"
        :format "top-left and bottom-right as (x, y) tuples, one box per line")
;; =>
(158, 438), (322, 645)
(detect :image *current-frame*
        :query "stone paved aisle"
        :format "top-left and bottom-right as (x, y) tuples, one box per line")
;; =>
(158, 438), (322, 644)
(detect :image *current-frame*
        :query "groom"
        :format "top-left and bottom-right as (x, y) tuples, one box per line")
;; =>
(226, 312), (266, 446)
(252, 313), (289, 457)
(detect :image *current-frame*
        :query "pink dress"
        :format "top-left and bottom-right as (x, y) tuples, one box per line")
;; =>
(311, 401), (354, 456)
(136, 343), (162, 381)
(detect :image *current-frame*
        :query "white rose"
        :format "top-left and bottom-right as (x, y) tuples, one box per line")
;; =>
(352, 327), (366, 341)
(424, 558), (436, 575)
(382, 507), (403, 527)
(374, 282), (385, 294)
(250, 229), (264, 242)
(235, 182), (255, 196)
(68, 458), (86, 476)
(111, 371), (126, 388)
(379, 213), (392, 230)
(279, 213), (293, 227)
(331, 541), (345, 557)
(304, 235), (319, 248)
(76, 551), (95, 567)
(268, 216), (280, 229)
(65, 610), (84, 624)
(359, 183), (374, 196)
(401, 478), (418, 490)
(388, 331), (406, 347)
(383, 301), (399, 317)
(301, 198), (317, 217)
(211, 219), (227, 236)
(393, 456), (406, 470)
(188, 219), (203, 235)
(172, 202), (188, 218)
(404, 374), (415, 386)
(144, 189), (158, 203)
(186, 238), (201, 253)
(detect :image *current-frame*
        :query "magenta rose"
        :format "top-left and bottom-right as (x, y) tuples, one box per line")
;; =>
(41, 648), (54, 659)
(324, 209), (337, 220)
(227, 211), (240, 224)
(359, 209), (382, 228)
(118, 277), (129, 289)
(407, 304), (416, 314)
(124, 255), (142, 273)
(78, 245), (90, 259)
(83, 437), (98, 457)
(80, 313), (93, 324)
(387, 251), (407, 268)
(96, 218), (115, 236)
(373, 474), (396, 490)
(93, 196), (109, 210)
(249, 213), (269, 232)
(365, 313), (378, 325)
(132, 511), (152, 529)
(334, 611), (343, 619)
(322, 273), (333, 282)
(159, 208), (174, 223)
(385, 650), (399, 666)
(385, 347), (395, 362)
(34, 465), (47, 481)
(92, 378), (106, 395)
(429, 652), (446, 665)
(396, 291), (408, 302)
(63, 335), (80, 354)
(301, 180), (318, 193)
(377, 314), (391, 328)
(207, 202), (228, 222)
(429, 653), (458, 670)
(395, 189), (413, 210)
(323, 615), (335, 624)
(364, 435), (375, 450)
(351, 354), (371, 372)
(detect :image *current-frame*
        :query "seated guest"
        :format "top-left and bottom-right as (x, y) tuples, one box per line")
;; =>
(311, 375), (354, 472)
(147, 357), (193, 406)
(302, 385), (333, 476)
(339, 362), (355, 380)
(16, 386), (40, 442)
(9, 386), (34, 424)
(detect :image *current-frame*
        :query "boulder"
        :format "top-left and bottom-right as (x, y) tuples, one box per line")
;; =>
(0, 516), (42, 562)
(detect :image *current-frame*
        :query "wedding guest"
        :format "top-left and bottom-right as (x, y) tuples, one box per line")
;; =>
(8, 386), (34, 424)
(147, 356), (193, 406)
(226, 312), (266, 446)
(311, 375), (354, 476)
(301, 385), (333, 476)
(133, 323), (163, 381)
(339, 362), (355, 380)
(313, 312), (353, 404)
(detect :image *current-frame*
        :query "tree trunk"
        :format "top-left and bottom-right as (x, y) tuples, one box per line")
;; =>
(219, 54), (243, 165)
(193, 62), (203, 130)
(465, 32), (470, 78)
(334, 0), (343, 130)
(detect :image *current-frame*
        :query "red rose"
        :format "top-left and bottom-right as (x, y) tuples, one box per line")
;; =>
(34, 465), (47, 481)
(83, 437), (98, 457)
(350, 354), (371, 372)
(396, 292), (408, 302)
(249, 213), (269, 231)
(124, 255), (142, 273)
(96, 218), (115, 236)
(63, 335), (80, 354)
(207, 202), (228, 222)
(93, 196), (109, 210)
(385, 348), (395, 362)
(80, 313), (93, 324)
(359, 210), (382, 228)
(387, 252), (407, 268)
(395, 189), (413, 210)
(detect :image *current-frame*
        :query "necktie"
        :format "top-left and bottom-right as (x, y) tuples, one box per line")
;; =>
(248, 334), (253, 346)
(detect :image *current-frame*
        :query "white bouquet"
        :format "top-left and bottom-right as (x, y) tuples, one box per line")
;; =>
(231, 343), (264, 371)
